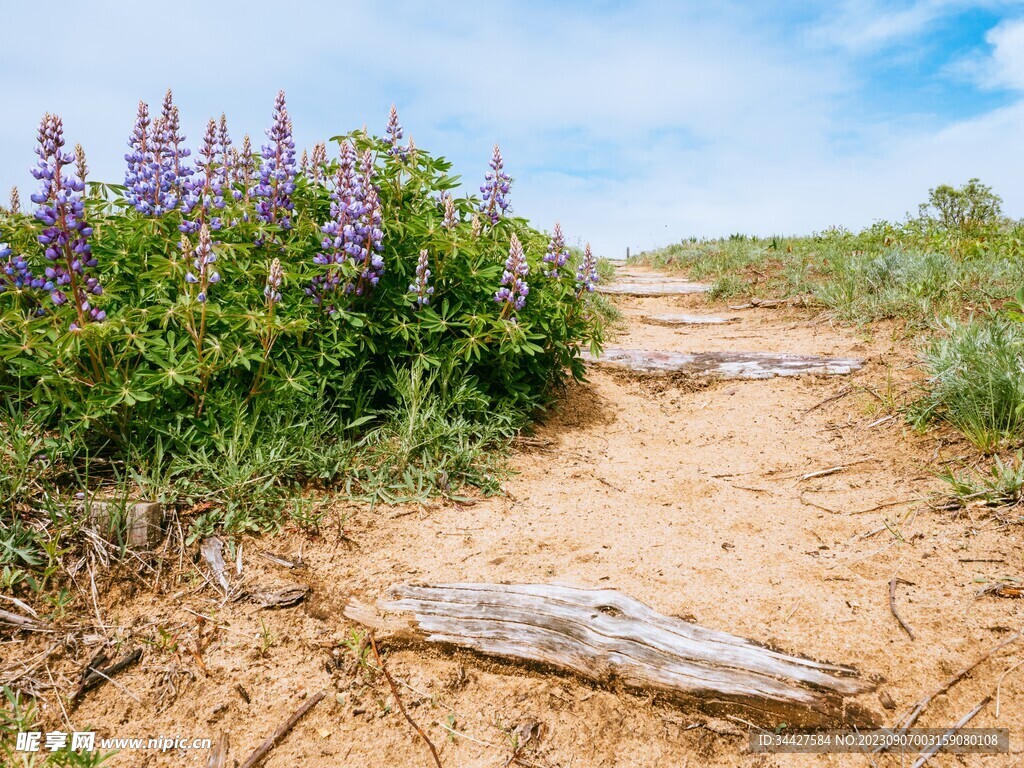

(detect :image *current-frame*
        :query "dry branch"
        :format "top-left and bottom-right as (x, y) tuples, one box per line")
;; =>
(878, 630), (1022, 753)
(370, 634), (444, 768)
(888, 577), (915, 640)
(909, 697), (991, 768)
(239, 690), (325, 768)
(346, 583), (876, 726)
(70, 648), (142, 706)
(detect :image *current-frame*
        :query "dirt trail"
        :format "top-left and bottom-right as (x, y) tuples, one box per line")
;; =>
(67, 265), (1024, 767)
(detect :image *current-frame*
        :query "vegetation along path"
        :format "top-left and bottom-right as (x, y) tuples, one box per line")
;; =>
(41, 264), (1024, 766)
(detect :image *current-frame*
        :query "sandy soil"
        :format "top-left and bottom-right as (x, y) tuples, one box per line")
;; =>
(11, 265), (1024, 767)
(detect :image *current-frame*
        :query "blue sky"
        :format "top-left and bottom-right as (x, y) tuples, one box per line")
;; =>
(2, 0), (1024, 256)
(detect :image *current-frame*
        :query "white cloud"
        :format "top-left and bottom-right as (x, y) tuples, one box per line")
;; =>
(974, 17), (1024, 88)
(1, 1), (1023, 259)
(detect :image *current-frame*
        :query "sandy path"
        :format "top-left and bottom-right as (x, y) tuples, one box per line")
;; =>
(70, 265), (1023, 767)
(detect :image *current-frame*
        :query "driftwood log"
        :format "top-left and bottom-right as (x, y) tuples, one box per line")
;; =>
(582, 348), (864, 378)
(598, 282), (711, 296)
(641, 313), (736, 326)
(344, 583), (876, 725)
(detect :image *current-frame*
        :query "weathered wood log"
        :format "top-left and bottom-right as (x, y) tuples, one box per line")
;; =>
(89, 499), (164, 549)
(598, 282), (711, 296)
(344, 583), (877, 726)
(583, 348), (863, 378)
(612, 275), (692, 284)
(641, 313), (736, 326)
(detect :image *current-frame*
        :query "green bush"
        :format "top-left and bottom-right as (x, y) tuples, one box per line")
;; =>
(0, 96), (604, 535)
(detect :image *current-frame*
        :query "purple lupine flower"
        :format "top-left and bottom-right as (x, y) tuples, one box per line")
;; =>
(310, 141), (327, 184)
(217, 114), (233, 188)
(9, 187), (20, 214)
(299, 150), (309, 176)
(575, 242), (598, 294)
(124, 101), (153, 213)
(181, 119), (225, 233)
(161, 90), (192, 203)
(148, 117), (176, 216)
(307, 142), (358, 310)
(0, 243), (41, 293)
(479, 144), (511, 225)
(255, 90), (297, 230)
(543, 222), (570, 278)
(386, 105), (405, 159)
(409, 249), (434, 307)
(352, 150), (384, 295)
(441, 193), (457, 230)
(495, 234), (529, 316)
(32, 114), (103, 328)
(185, 223), (219, 303)
(74, 144), (88, 188)
(264, 257), (283, 306)
(233, 134), (254, 203)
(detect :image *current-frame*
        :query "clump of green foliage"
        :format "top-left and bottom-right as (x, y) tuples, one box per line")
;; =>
(0, 97), (604, 579)
(938, 451), (1024, 509)
(910, 318), (1024, 451)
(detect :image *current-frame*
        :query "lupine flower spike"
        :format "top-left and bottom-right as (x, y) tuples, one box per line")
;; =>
(409, 249), (434, 307)
(575, 242), (598, 294)
(255, 90), (297, 230)
(162, 90), (192, 203)
(386, 105), (405, 159)
(74, 144), (88, 187)
(442, 194), (457, 230)
(543, 223), (570, 278)
(479, 144), (511, 224)
(185, 223), (219, 303)
(495, 233), (528, 318)
(124, 101), (152, 213)
(300, 150), (309, 176)
(265, 257), (283, 306)
(310, 141), (327, 184)
(217, 114), (233, 187)
(32, 114), (103, 328)
(353, 151), (385, 294)
(234, 134), (254, 203)
(181, 119), (225, 232)
(9, 187), (21, 214)
(307, 141), (358, 310)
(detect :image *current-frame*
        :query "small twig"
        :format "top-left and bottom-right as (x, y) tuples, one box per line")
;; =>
(909, 697), (990, 768)
(0, 608), (49, 632)
(239, 690), (326, 768)
(802, 386), (852, 416)
(881, 631), (1022, 750)
(369, 634), (443, 768)
(996, 661), (1024, 718)
(799, 492), (838, 513)
(71, 648), (143, 707)
(865, 414), (896, 429)
(889, 576), (915, 640)
(848, 497), (926, 515)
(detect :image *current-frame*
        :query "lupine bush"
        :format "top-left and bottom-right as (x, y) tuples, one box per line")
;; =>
(0, 93), (604, 527)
